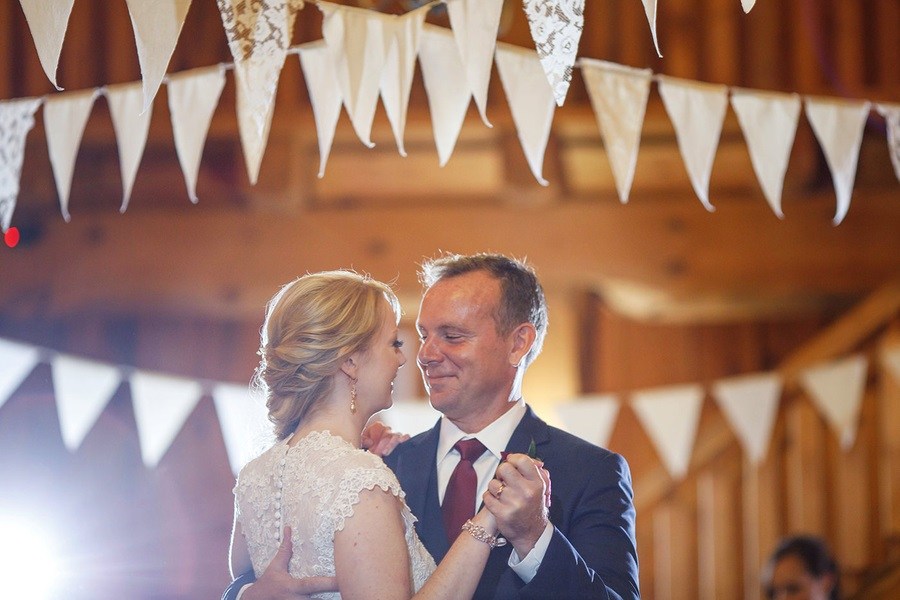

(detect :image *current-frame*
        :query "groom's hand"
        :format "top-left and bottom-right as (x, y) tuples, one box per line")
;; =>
(483, 454), (550, 558)
(243, 527), (338, 600)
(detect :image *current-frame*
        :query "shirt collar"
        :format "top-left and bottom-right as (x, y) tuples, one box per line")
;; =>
(437, 399), (527, 463)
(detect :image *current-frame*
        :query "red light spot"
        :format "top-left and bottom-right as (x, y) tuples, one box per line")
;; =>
(4, 227), (19, 248)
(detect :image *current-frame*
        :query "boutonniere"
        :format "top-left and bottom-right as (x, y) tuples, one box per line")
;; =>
(501, 438), (540, 462)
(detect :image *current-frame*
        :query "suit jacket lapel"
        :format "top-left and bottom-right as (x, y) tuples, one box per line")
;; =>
(400, 421), (452, 561)
(506, 405), (550, 456)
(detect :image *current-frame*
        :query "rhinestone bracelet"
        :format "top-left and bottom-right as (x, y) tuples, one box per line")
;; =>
(461, 519), (507, 548)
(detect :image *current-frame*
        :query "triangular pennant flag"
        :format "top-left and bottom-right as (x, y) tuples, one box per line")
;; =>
(495, 43), (556, 186)
(522, 0), (584, 106)
(742, 0), (757, 13)
(51, 355), (122, 452)
(711, 372), (783, 464)
(43, 89), (99, 221)
(418, 25), (471, 167)
(379, 4), (429, 157)
(639, 0), (662, 58)
(883, 345), (900, 383)
(18, 0), (76, 90)
(166, 66), (226, 203)
(875, 103), (900, 182)
(297, 41), (344, 178)
(105, 82), (153, 213)
(799, 354), (868, 450)
(378, 399), (443, 437)
(658, 76), (729, 212)
(212, 383), (272, 475)
(124, 0), (193, 113)
(631, 384), (704, 479)
(580, 59), (652, 203)
(0, 338), (40, 412)
(731, 88), (801, 219)
(556, 394), (620, 448)
(130, 371), (203, 468)
(804, 96), (871, 226)
(446, 0), (504, 126)
(0, 97), (42, 233)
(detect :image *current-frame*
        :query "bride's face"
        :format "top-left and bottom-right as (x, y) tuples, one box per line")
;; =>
(354, 300), (406, 415)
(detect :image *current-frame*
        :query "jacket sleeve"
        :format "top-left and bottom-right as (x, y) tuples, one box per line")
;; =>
(221, 570), (256, 600)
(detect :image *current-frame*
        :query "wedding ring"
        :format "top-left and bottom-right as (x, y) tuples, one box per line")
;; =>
(495, 481), (506, 498)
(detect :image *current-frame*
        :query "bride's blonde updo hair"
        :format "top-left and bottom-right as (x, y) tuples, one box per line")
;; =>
(255, 270), (401, 440)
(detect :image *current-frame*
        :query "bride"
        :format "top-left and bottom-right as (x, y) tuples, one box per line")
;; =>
(229, 271), (542, 599)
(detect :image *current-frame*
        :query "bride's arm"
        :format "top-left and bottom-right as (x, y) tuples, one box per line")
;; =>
(229, 516), (252, 578)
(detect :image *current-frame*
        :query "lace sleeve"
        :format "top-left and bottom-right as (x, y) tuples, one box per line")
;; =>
(326, 460), (407, 535)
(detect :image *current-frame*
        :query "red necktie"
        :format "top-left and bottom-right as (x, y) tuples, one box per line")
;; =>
(442, 438), (488, 543)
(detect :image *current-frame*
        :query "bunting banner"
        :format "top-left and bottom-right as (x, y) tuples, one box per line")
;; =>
(711, 372), (782, 464)
(658, 76), (729, 212)
(522, 0), (584, 106)
(166, 66), (226, 203)
(804, 96), (871, 226)
(495, 42), (556, 186)
(51, 354), (123, 452)
(0, 338), (40, 412)
(640, 0), (662, 58)
(446, 0), (504, 127)
(875, 103), (900, 182)
(105, 82), (153, 213)
(18, 0), (76, 90)
(297, 42), (344, 178)
(742, 0), (757, 13)
(730, 89), (801, 219)
(124, 0), (193, 113)
(883, 345), (900, 383)
(799, 353), (869, 450)
(580, 59), (652, 204)
(43, 89), (99, 221)
(212, 383), (272, 475)
(130, 371), (203, 468)
(0, 97), (42, 233)
(418, 25), (471, 167)
(556, 394), (620, 448)
(631, 384), (705, 479)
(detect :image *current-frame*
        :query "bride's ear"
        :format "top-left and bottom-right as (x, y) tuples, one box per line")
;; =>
(340, 355), (359, 380)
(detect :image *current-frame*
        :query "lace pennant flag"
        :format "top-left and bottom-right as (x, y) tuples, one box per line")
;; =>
(804, 96), (871, 226)
(875, 103), (900, 182)
(580, 59), (652, 204)
(522, 0), (584, 106)
(799, 354), (868, 450)
(556, 394), (620, 448)
(731, 88), (801, 219)
(658, 76), (729, 212)
(166, 66), (226, 203)
(212, 383), (272, 475)
(0, 97), (42, 233)
(446, 0), (504, 126)
(106, 82), (153, 213)
(418, 25), (471, 167)
(380, 4), (429, 157)
(43, 89), (99, 222)
(883, 345), (900, 384)
(711, 373), (782, 464)
(298, 41), (343, 178)
(124, 0), (193, 113)
(742, 0), (756, 13)
(51, 355), (122, 452)
(130, 370), (203, 468)
(640, 0), (662, 58)
(0, 338), (40, 412)
(18, 0), (76, 90)
(495, 42), (556, 186)
(631, 384), (704, 480)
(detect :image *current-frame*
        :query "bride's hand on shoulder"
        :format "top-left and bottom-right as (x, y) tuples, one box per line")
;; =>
(360, 421), (410, 457)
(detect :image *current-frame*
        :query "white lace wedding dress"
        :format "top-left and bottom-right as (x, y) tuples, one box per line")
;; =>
(234, 430), (437, 599)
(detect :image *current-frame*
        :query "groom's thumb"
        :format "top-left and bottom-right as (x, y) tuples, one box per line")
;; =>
(273, 526), (293, 570)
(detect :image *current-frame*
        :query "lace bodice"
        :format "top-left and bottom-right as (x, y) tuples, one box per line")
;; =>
(234, 430), (436, 598)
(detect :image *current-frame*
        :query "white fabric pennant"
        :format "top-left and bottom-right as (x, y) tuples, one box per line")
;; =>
(875, 103), (900, 182)
(883, 345), (900, 384)
(711, 372), (782, 464)
(556, 394), (620, 448)
(495, 42), (556, 186)
(446, 0), (504, 126)
(212, 383), (272, 475)
(378, 399), (443, 437)
(51, 355), (122, 452)
(804, 96), (871, 226)
(418, 25), (471, 167)
(522, 0), (584, 106)
(105, 82), (153, 213)
(631, 384), (704, 479)
(380, 4), (429, 157)
(730, 88), (801, 219)
(640, 0), (662, 58)
(580, 59), (652, 203)
(0, 338), (40, 412)
(166, 66), (226, 203)
(799, 354), (868, 450)
(43, 89), (99, 221)
(658, 76), (729, 212)
(742, 0), (757, 13)
(124, 0), (193, 113)
(129, 371), (203, 468)
(297, 42), (343, 178)
(0, 97), (42, 233)
(18, 0), (76, 90)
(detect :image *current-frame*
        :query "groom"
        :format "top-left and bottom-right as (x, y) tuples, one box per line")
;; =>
(225, 253), (639, 599)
